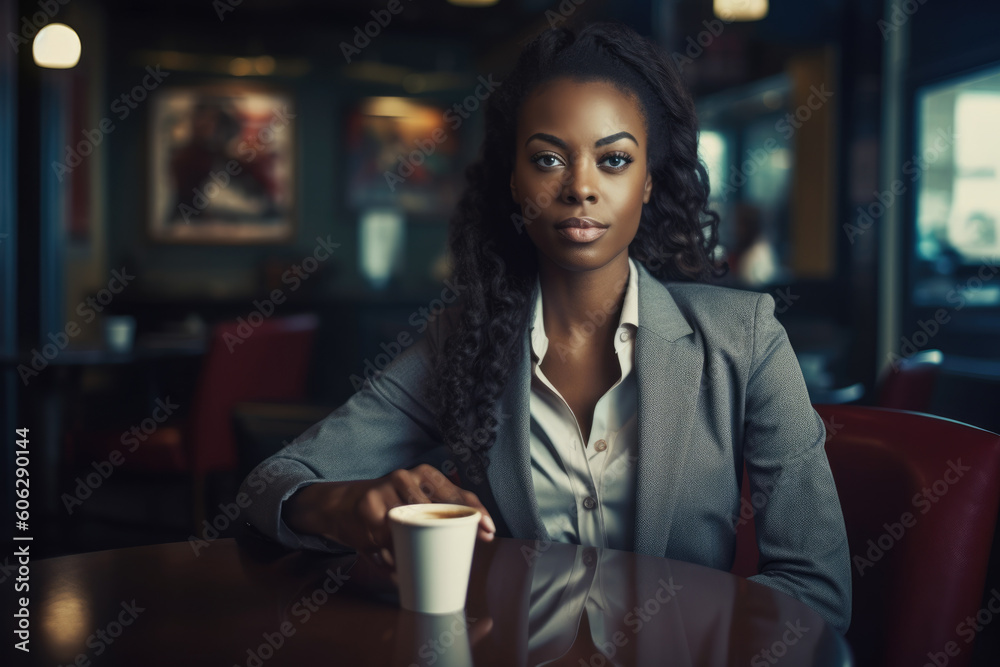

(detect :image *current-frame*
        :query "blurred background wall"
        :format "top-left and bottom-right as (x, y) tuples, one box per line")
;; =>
(3, 0), (1000, 562)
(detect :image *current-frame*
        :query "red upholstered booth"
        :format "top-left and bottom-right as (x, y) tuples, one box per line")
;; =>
(876, 349), (943, 413)
(731, 405), (1000, 667)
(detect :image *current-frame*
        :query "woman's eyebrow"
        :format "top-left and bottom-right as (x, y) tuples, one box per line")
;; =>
(595, 131), (638, 147)
(524, 131), (639, 149)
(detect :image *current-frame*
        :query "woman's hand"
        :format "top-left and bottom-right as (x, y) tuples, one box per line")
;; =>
(282, 464), (496, 568)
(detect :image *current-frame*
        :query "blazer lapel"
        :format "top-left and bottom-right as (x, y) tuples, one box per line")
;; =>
(482, 263), (703, 554)
(632, 263), (702, 557)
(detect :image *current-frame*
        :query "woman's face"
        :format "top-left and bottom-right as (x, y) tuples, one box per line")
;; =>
(510, 77), (653, 273)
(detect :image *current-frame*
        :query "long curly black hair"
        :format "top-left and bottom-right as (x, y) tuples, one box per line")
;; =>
(428, 20), (724, 484)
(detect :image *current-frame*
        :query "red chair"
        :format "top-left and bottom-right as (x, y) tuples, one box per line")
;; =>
(876, 348), (943, 412)
(731, 405), (1000, 667)
(70, 313), (318, 529)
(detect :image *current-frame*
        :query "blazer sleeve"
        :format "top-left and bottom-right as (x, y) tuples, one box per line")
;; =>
(238, 315), (450, 553)
(742, 292), (853, 634)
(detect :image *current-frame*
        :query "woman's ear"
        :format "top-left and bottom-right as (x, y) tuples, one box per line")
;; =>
(642, 170), (653, 204)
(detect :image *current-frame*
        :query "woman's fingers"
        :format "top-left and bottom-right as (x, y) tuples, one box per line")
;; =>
(316, 467), (499, 555)
(411, 466), (497, 531)
(414, 467), (498, 538)
(388, 468), (435, 506)
(412, 464), (466, 504)
(457, 489), (496, 539)
(356, 484), (398, 549)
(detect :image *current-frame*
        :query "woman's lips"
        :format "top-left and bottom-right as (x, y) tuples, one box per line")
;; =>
(556, 226), (609, 242)
(555, 217), (609, 243)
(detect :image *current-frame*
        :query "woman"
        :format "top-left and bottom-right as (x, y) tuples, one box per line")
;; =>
(241, 21), (851, 633)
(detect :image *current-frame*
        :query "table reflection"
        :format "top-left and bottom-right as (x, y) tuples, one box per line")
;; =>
(30, 538), (848, 666)
(386, 539), (846, 666)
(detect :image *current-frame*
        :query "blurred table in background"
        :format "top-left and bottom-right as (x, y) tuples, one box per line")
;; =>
(4, 340), (207, 534)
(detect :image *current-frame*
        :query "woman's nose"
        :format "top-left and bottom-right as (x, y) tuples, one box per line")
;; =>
(560, 161), (598, 204)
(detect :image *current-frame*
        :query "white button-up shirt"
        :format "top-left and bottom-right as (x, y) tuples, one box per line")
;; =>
(528, 256), (639, 552)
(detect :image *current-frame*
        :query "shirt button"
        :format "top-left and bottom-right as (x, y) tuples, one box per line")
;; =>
(582, 496), (597, 510)
(594, 439), (607, 452)
(619, 330), (630, 342)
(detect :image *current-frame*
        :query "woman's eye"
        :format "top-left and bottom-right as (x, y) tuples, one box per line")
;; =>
(601, 153), (633, 171)
(532, 153), (562, 168)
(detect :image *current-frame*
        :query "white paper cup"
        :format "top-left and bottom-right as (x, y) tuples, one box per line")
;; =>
(387, 503), (481, 614)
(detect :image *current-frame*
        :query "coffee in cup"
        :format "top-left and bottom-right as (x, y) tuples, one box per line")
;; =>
(387, 503), (482, 614)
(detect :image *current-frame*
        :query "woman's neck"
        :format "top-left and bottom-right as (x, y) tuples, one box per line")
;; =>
(537, 251), (630, 347)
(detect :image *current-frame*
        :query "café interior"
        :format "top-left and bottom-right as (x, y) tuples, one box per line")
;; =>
(3, 0), (1000, 665)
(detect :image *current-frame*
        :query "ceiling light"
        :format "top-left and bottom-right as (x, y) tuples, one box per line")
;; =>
(714, 0), (768, 22)
(33, 23), (81, 69)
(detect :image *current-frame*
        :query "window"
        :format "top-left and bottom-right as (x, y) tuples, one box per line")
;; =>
(911, 63), (1000, 308)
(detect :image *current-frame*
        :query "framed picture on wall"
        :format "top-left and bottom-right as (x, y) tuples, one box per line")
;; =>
(148, 82), (296, 243)
(345, 96), (463, 216)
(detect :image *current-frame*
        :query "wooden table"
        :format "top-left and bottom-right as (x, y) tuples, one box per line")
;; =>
(25, 535), (852, 666)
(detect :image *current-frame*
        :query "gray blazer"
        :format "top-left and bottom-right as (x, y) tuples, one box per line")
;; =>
(239, 260), (852, 633)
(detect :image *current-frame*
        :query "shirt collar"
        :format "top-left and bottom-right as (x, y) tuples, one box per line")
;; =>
(530, 256), (640, 363)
